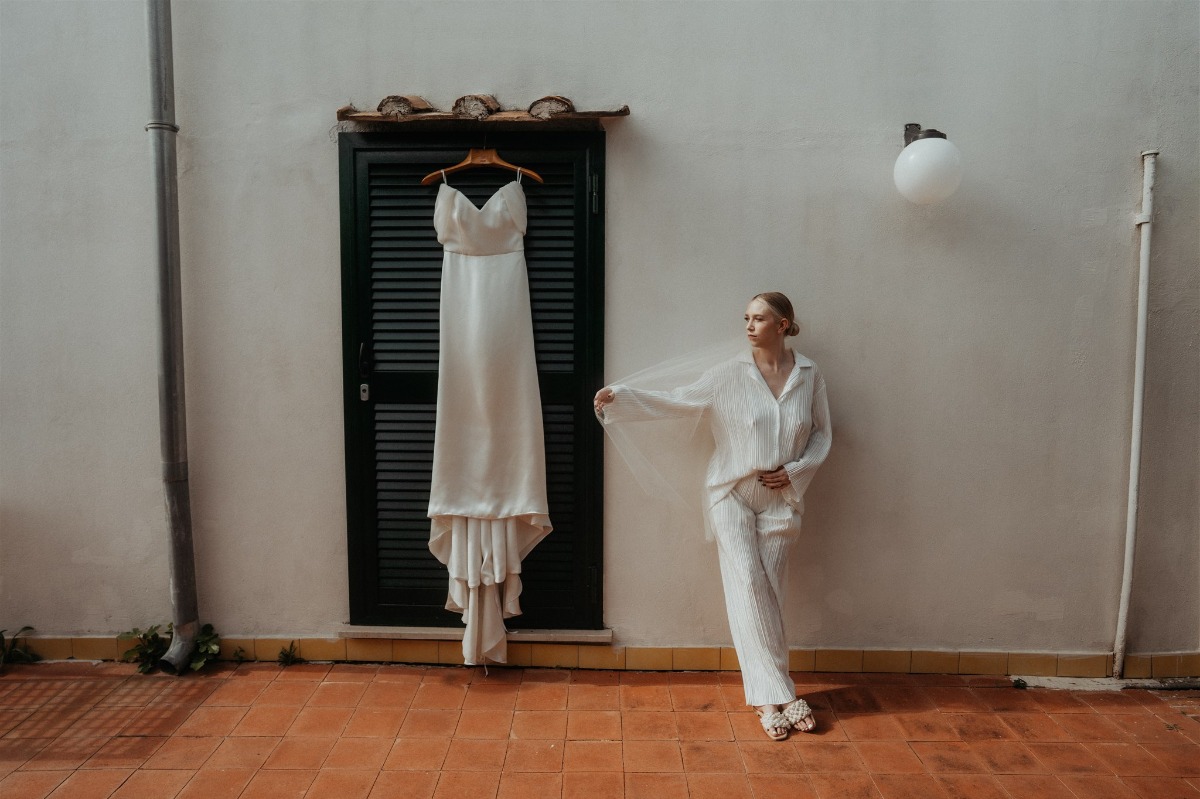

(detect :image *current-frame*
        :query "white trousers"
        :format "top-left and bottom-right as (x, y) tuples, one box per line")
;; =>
(710, 476), (801, 706)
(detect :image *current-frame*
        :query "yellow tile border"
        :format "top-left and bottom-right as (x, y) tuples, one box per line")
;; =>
(26, 637), (73, 661)
(815, 649), (864, 672)
(299, 638), (346, 662)
(69, 637), (118, 661)
(531, 643), (578, 668)
(1122, 654), (1152, 679)
(1057, 653), (1110, 678)
(12, 636), (1200, 678)
(254, 638), (292, 663)
(392, 639), (439, 664)
(959, 652), (1009, 676)
(347, 638), (393, 663)
(672, 647), (720, 670)
(505, 642), (533, 667)
(862, 650), (911, 673)
(436, 641), (466, 666)
(625, 647), (672, 671)
(911, 650), (960, 674)
(1151, 654), (1182, 678)
(1007, 653), (1058, 677)
(578, 644), (625, 670)
(219, 638), (255, 662)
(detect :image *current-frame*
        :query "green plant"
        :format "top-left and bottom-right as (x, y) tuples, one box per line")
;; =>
(120, 625), (170, 673)
(232, 646), (248, 664)
(119, 623), (222, 675)
(0, 626), (41, 668)
(277, 640), (305, 667)
(188, 624), (220, 672)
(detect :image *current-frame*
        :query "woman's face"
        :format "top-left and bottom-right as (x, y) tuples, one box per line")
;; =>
(745, 298), (785, 347)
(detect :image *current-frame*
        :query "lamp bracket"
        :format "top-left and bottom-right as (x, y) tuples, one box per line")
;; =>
(903, 123), (948, 147)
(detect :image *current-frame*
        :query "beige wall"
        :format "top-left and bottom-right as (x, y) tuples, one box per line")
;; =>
(1, 1), (1196, 656)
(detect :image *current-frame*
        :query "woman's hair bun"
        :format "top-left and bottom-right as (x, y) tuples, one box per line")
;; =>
(753, 292), (800, 337)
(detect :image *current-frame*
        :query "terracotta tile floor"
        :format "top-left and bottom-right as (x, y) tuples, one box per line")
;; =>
(1, 662), (1198, 798)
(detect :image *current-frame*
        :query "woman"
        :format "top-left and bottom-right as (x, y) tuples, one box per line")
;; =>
(594, 292), (831, 741)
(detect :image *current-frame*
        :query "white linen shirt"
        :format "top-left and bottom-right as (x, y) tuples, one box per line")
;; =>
(598, 349), (832, 513)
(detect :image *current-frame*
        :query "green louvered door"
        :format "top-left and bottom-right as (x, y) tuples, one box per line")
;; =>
(339, 131), (604, 629)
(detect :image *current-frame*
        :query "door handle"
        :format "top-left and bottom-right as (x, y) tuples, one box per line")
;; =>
(358, 342), (373, 377)
(358, 343), (372, 402)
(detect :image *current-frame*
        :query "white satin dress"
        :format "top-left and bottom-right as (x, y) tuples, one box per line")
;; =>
(427, 179), (552, 665)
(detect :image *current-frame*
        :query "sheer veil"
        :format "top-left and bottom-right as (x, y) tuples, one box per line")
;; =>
(598, 338), (747, 534)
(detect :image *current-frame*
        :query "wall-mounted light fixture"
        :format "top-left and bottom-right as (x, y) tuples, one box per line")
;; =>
(894, 123), (962, 205)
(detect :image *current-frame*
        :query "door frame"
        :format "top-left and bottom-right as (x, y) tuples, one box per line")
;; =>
(338, 129), (606, 629)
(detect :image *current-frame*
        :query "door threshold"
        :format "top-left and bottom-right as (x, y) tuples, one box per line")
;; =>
(340, 626), (613, 644)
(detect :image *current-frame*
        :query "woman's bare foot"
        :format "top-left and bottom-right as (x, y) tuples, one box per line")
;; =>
(783, 698), (816, 732)
(755, 704), (791, 740)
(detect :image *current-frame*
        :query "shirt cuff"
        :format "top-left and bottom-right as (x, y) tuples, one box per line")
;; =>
(781, 462), (806, 511)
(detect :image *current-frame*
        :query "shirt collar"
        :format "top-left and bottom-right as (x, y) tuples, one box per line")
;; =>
(736, 348), (813, 368)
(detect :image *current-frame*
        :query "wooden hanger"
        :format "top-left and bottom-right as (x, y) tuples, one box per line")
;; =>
(420, 147), (544, 185)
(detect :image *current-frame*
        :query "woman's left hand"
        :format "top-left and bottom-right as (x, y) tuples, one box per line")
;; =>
(758, 467), (790, 490)
(593, 387), (616, 413)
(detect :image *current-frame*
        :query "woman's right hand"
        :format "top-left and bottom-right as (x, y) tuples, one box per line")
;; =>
(593, 387), (616, 413)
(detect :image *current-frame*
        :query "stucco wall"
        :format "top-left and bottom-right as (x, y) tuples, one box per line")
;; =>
(1, 0), (1196, 655)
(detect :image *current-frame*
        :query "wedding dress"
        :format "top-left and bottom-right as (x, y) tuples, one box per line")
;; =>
(427, 177), (552, 665)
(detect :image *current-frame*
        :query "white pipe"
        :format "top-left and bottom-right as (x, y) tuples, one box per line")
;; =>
(1113, 149), (1158, 679)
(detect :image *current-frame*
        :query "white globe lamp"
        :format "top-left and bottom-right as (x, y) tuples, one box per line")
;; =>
(894, 124), (962, 205)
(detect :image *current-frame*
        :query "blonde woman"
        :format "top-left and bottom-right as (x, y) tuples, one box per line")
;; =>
(594, 292), (831, 740)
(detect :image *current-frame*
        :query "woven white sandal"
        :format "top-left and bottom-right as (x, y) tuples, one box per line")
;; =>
(755, 709), (791, 741)
(782, 698), (815, 732)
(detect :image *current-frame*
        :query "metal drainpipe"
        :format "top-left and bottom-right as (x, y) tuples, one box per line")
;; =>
(146, 0), (199, 674)
(1112, 150), (1159, 679)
